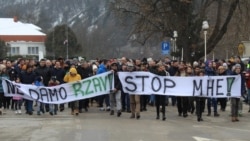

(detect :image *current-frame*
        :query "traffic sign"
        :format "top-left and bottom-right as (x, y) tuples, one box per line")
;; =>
(161, 41), (170, 55)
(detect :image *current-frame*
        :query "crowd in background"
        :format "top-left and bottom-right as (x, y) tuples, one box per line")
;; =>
(0, 55), (250, 122)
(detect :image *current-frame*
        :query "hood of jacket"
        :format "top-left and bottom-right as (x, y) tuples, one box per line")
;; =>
(69, 68), (77, 74)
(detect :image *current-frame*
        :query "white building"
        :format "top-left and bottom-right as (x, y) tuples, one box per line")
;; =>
(0, 17), (46, 58)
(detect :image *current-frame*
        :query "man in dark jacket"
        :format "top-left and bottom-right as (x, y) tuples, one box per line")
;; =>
(34, 59), (51, 86)
(34, 59), (51, 112)
(51, 60), (66, 111)
(109, 62), (122, 117)
(77, 61), (92, 112)
(168, 60), (179, 106)
(205, 60), (220, 117)
(19, 65), (36, 115)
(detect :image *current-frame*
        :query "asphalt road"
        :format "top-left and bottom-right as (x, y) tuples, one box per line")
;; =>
(0, 102), (250, 141)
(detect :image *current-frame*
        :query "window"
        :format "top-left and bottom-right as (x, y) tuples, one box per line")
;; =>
(11, 47), (20, 55)
(28, 47), (39, 55)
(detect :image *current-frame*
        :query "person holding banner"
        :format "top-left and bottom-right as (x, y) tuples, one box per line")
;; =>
(217, 65), (228, 112)
(109, 62), (122, 117)
(34, 59), (52, 112)
(51, 61), (66, 112)
(127, 61), (141, 119)
(48, 76), (60, 115)
(195, 68), (206, 122)
(154, 62), (169, 121)
(231, 64), (245, 122)
(175, 63), (189, 118)
(205, 61), (220, 117)
(77, 61), (92, 113)
(34, 76), (45, 116)
(19, 65), (36, 115)
(64, 67), (82, 116)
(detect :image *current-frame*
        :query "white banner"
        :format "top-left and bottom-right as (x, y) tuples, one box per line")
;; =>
(2, 71), (114, 104)
(118, 72), (241, 97)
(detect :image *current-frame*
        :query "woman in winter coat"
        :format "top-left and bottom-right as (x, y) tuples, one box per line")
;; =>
(231, 64), (245, 122)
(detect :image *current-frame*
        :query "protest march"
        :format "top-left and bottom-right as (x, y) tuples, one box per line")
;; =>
(0, 56), (249, 122)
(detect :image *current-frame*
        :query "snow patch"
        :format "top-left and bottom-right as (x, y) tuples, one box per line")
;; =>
(0, 18), (45, 35)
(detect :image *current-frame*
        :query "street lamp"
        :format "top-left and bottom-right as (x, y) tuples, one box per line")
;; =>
(202, 20), (209, 62)
(173, 30), (178, 60)
(6, 43), (11, 59)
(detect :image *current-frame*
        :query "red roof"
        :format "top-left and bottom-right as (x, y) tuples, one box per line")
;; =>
(0, 35), (46, 42)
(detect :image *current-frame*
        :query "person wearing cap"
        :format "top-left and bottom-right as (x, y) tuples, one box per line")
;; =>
(64, 67), (82, 116)
(127, 61), (141, 119)
(109, 62), (122, 117)
(231, 64), (246, 122)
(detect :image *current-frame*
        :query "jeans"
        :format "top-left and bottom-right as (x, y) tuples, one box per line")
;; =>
(109, 90), (121, 111)
(49, 104), (58, 113)
(122, 91), (130, 111)
(25, 100), (33, 113)
(150, 95), (155, 105)
(37, 102), (44, 113)
(207, 98), (218, 113)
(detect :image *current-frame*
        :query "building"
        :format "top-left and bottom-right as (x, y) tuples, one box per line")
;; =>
(0, 17), (46, 58)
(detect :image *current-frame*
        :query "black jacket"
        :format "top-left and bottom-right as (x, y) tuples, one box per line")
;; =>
(51, 67), (66, 84)
(34, 66), (51, 86)
(114, 71), (122, 91)
(77, 66), (92, 79)
(20, 71), (36, 84)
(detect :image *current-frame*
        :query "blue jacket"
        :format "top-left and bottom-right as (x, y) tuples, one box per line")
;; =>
(34, 80), (44, 86)
(97, 64), (108, 74)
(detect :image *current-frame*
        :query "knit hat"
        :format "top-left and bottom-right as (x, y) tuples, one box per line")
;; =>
(222, 63), (228, 69)
(193, 61), (199, 67)
(234, 63), (241, 68)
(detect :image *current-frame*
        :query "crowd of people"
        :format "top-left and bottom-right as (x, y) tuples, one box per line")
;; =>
(0, 55), (249, 122)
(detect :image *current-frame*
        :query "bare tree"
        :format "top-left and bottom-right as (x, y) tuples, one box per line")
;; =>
(111, 0), (240, 61)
